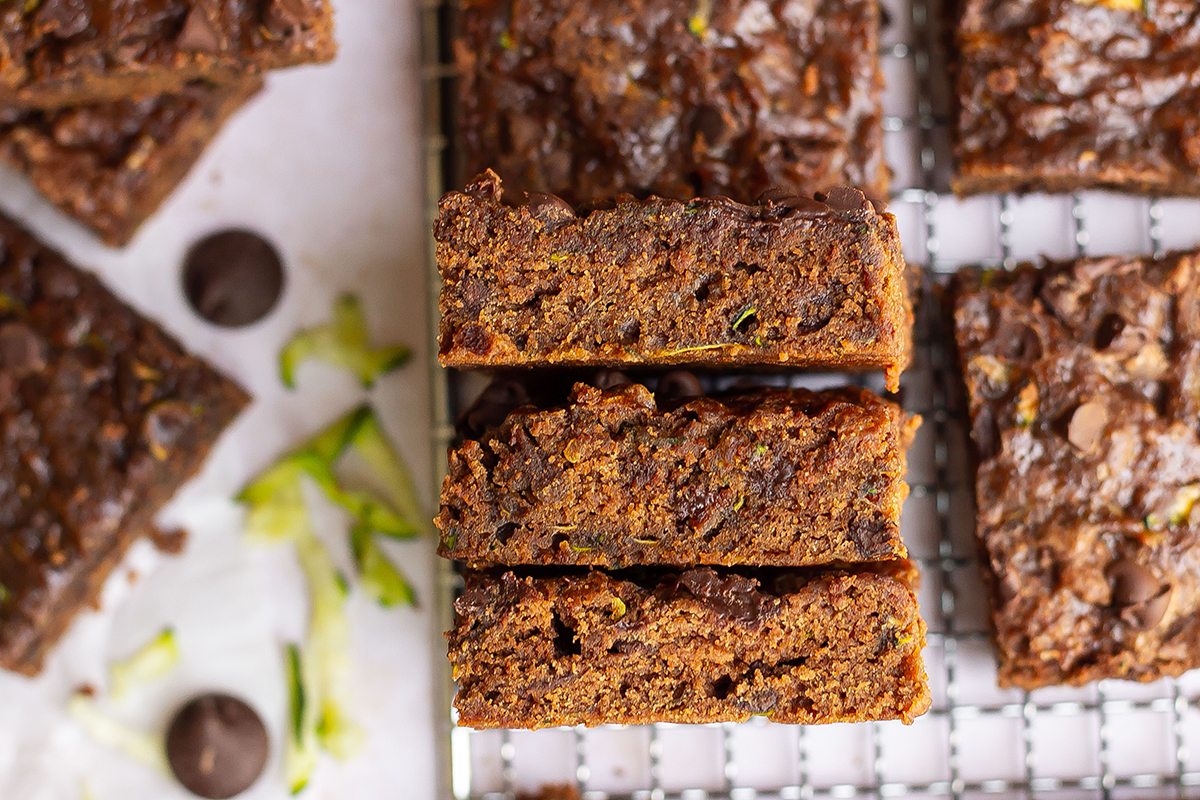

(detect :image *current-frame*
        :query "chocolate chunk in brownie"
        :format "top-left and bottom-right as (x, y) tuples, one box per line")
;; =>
(439, 381), (918, 568)
(448, 563), (930, 728)
(456, 0), (887, 203)
(437, 171), (913, 390)
(0, 80), (262, 247)
(0, 1), (335, 109)
(953, 0), (1200, 196)
(0, 213), (249, 675)
(952, 250), (1200, 688)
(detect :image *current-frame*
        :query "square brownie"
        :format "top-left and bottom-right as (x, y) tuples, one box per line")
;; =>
(437, 172), (913, 390)
(952, 251), (1200, 688)
(0, 80), (262, 247)
(449, 564), (930, 728)
(456, 0), (887, 203)
(439, 381), (918, 568)
(0, 0), (334, 109)
(0, 213), (249, 675)
(953, 0), (1200, 196)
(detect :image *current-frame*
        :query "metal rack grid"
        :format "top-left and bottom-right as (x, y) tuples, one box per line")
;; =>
(420, 0), (1200, 797)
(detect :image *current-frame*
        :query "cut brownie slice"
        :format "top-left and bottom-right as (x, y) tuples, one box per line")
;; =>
(0, 80), (262, 247)
(953, 0), (1200, 196)
(457, 0), (888, 203)
(0, 1), (334, 109)
(437, 171), (913, 390)
(0, 213), (249, 675)
(448, 564), (931, 728)
(439, 381), (917, 568)
(953, 251), (1200, 689)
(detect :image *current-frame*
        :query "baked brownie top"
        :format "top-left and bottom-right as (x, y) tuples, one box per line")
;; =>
(953, 251), (1200, 688)
(0, 0), (334, 105)
(0, 213), (249, 673)
(457, 0), (887, 203)
(0, 80), (261, 246)
(954, 0), (1200, 194)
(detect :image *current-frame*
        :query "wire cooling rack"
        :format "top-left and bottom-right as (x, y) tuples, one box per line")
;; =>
(420, 0), (1200, 797)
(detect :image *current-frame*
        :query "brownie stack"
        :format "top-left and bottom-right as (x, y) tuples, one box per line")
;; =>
(0, 2), (337, 247)
(435, 169), (930, 728)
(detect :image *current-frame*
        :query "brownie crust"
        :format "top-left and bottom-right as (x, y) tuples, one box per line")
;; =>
(0, 213), (250, 675)
(0, 0), (335, 109)
(953, 252), (1200, 689)
(439, 382), (917, 568)
(448, 564), (930, 728)
(437, 171), (913, 390)
(456, 0), (887, 204)
(0, 80), (262, 247)
(953, 0), (1200, 196)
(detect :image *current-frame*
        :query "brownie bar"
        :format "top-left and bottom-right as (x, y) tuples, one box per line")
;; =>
(0, 213), (249, 675)
(952, 251), (1200, 689)
(0, 80), (262, 247)
(0, 0), (334, 109)
(953, 0), (1200, 196)
(448, 564), (930, 728)
(457, 0), (888, 204)
(437, 172), (913, 390)
(439, 381), (917, 568)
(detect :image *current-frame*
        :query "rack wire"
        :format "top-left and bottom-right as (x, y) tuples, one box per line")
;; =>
(420, 0), (1200, 797)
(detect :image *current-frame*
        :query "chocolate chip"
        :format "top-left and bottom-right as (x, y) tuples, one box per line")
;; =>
(1107, 559), (1159, 607)
(462, 379), (530, 436)
(755, 188), (830, 217)
(998, 321), (1041, 362)
(166, 694), (269, 799)
(679, 568), (771, 625)
(656, 371), (705, 401)
(183, 230), (285, 328)
(264, 0), (311, 32)
(1067, 401), (1108, 453)
(972, 405), (1001, 460)
(177, 7), (222, 53)
(525, 192), (575, 216)
(816, 187), (873, 217)
(143, 401), (194, 461)
(1121, 585), (1172, 631)
(0, 322), (46, 379)
(33, 0), (90, 38)
(1094, 313), (1126, 351)
(591, 370), (632, 390)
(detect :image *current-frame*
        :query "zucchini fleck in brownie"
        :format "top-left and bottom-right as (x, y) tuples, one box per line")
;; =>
(457, 0), (887, 203)
(0, 80), (262, 247)
(0, 0), (335, 109)
(437, 172), (913, 391)
(448, 564), (930, 728)
(954, 0), (1200, 196)
(953, 251), (1200, 689)
(0, 214), (249, 675)
(439, 381), (918, 568)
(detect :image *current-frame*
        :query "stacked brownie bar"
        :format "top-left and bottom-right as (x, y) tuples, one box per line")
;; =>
(0, 1), (337, 246)
(436, 172), (929, 728)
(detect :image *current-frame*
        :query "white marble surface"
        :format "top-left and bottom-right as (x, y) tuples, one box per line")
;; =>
(0, 2), (437, 798)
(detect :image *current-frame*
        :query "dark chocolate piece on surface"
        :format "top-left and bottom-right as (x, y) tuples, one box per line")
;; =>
(447, 564), (930, 728)
(953, 0), (1200, 196)
(0, 80), (263, 247)
(0, 213), (249, 676)
(440, 381), (917, 568)
(952, 251), (1200, 689)
(456, 0), (888, 203)
(0, 1), (335, 109)
(183, 229), (286, 327)
(166, 694), (269, 800)
(437, 171), (913, 390)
